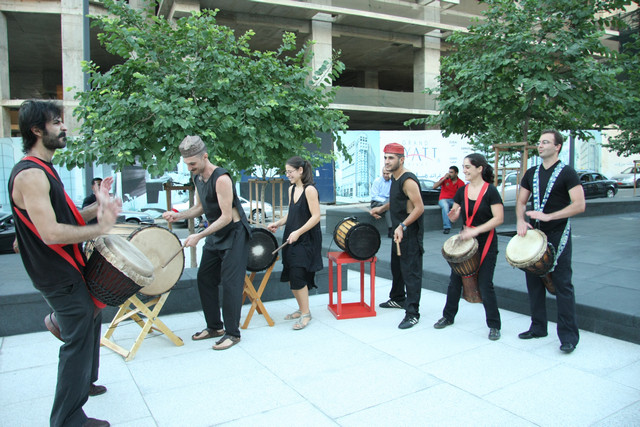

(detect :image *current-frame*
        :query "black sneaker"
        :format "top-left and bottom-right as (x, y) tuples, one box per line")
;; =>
(433, 317), (453, 329)
(488, 328), (501, 341)
(398, 315), (419, 329)
(379, 299), (404, 309)
(443, 229), (451, 234)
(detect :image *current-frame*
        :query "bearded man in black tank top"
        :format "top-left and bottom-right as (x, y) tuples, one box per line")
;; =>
(370, 143), (425, 329)
(10, 100), (121, 427)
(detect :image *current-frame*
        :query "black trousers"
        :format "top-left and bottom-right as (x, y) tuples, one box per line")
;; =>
(389, 232), (423, 318)
(525, 232), (579, 345)
(442, 250), (501, 329)
(197, 224), (249, 338)
(41, 281), (102, 427)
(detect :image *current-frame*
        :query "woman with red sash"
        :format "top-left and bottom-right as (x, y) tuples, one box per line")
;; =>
(433, 153), (504, 341)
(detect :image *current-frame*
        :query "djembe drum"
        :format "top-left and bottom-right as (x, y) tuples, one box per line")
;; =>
(441, 234), (482, 303)
(85, 234), (154, 306)
(505, 229), (556, 295)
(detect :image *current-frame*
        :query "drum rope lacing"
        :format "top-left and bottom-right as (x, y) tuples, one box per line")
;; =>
(533, 162), (571, 272)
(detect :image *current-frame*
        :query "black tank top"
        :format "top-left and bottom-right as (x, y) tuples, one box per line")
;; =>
(194, 167), (251, 248)
(389, 171), (424, 247)
(8, 159), (86, 290)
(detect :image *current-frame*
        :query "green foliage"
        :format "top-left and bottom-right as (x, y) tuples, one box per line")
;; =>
(406, 0), (638, 157)
(605, 31), (640, 156)
(57, 0), (349, 176)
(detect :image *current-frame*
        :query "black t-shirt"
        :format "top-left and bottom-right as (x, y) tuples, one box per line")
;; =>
(453, 183), (502, 252)
(520, 161), (581, 234)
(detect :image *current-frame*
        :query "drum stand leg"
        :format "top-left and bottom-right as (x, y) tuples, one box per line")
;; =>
(100, 292), (184, 361)
(241, 262), (277, 329)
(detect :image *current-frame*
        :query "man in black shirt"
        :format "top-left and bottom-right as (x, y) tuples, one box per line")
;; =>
(516, 129), (585, 353)
(371, 142), (424, 329)
(82, 177), (103, 224)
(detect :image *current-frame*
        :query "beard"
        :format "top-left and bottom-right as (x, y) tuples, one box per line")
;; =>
(42, 129), (66, 150)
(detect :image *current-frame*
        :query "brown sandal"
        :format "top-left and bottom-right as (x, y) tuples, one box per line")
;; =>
(192, 328), (225, 341)
(212, 335), (241, 350)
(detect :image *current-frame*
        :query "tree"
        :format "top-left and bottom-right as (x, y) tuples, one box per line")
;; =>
(605, 29), (640, 156)
(56, 0), (349, 178)
(407, 0), (637, 155)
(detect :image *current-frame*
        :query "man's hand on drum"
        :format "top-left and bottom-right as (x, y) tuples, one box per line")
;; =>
(183, 232), (202, 248)
(516, 219), (533, 236)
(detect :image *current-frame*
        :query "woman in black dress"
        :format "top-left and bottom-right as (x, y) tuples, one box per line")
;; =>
(433, 153), (504, 340)
(268, 157), (322, 330)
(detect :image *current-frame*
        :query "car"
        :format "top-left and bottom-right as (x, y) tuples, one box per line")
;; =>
(0, 211), (16, 254)
(497, 171), (520, 202)
(610, 165), (640, 188)
(116, 210), (155, 225)
(419, 179), (441, 205)
(238, 196), (274, 222)
(578, 171), (618, 199)
(155, 201), (207, 228)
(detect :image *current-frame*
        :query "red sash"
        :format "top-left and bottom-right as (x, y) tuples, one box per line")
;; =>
(464, 182), (495, 267)
(16, 157), (105, 309)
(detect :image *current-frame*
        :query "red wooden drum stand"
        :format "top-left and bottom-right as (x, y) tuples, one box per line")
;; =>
(327, 251), (377, 319)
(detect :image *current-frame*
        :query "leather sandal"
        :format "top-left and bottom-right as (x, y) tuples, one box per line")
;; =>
(192, 328), (225, 341)
(212, 334), (241, 350)
(293, 313), (312, 330)
(284, 310), (302, 320)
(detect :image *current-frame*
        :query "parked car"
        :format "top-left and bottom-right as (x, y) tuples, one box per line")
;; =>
(419, 179), (441, 205)
(0, 211), (16, 254)
(610, 165), (640, 188)
(578, 171), (618, 199)
(498, 172), (520, 202)
(116, 210), (155, 225)
(238, 196), (274, 222)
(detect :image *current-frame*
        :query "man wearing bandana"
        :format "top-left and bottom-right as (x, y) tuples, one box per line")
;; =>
(370, 143), (425, 329)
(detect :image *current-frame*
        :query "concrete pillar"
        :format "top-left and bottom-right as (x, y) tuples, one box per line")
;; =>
(61, 0), (85, 135)
(310, 13), (333, 86)
(414, 5), (441, 94)
(414, 34), (440, 93)
(364, 70), (379, 89)
(0, 12), (11, 137)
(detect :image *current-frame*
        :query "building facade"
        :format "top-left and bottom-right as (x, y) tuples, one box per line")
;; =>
(0, 0), (487, 137)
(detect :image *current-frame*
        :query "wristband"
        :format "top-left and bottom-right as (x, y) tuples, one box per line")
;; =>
(400, 222), (407, 231)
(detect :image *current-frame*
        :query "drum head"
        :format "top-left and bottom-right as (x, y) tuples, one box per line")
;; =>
(247, 228), (278, 272)
(505, 229), (546, 265)
(344, 222), (381, 260)
(93, 235), (154, 288)
(128, 225), (185, 295)
(442, 234), (477, 259)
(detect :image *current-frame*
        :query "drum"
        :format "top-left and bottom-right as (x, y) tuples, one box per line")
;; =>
(84, 223), (140, 258)
(128, 225), (185, 295)
(85, 234), (154, 306)
(333, 217), (381, 260)
(247, 227), (278, 272)
(505, 229), (556, 294)
(441, 234), (482, 303)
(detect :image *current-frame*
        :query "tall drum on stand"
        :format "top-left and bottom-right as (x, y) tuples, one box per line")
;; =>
(333, 217), (381, 260)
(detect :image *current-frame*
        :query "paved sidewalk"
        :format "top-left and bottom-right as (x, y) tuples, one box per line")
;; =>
(1, 272), (639, 427)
